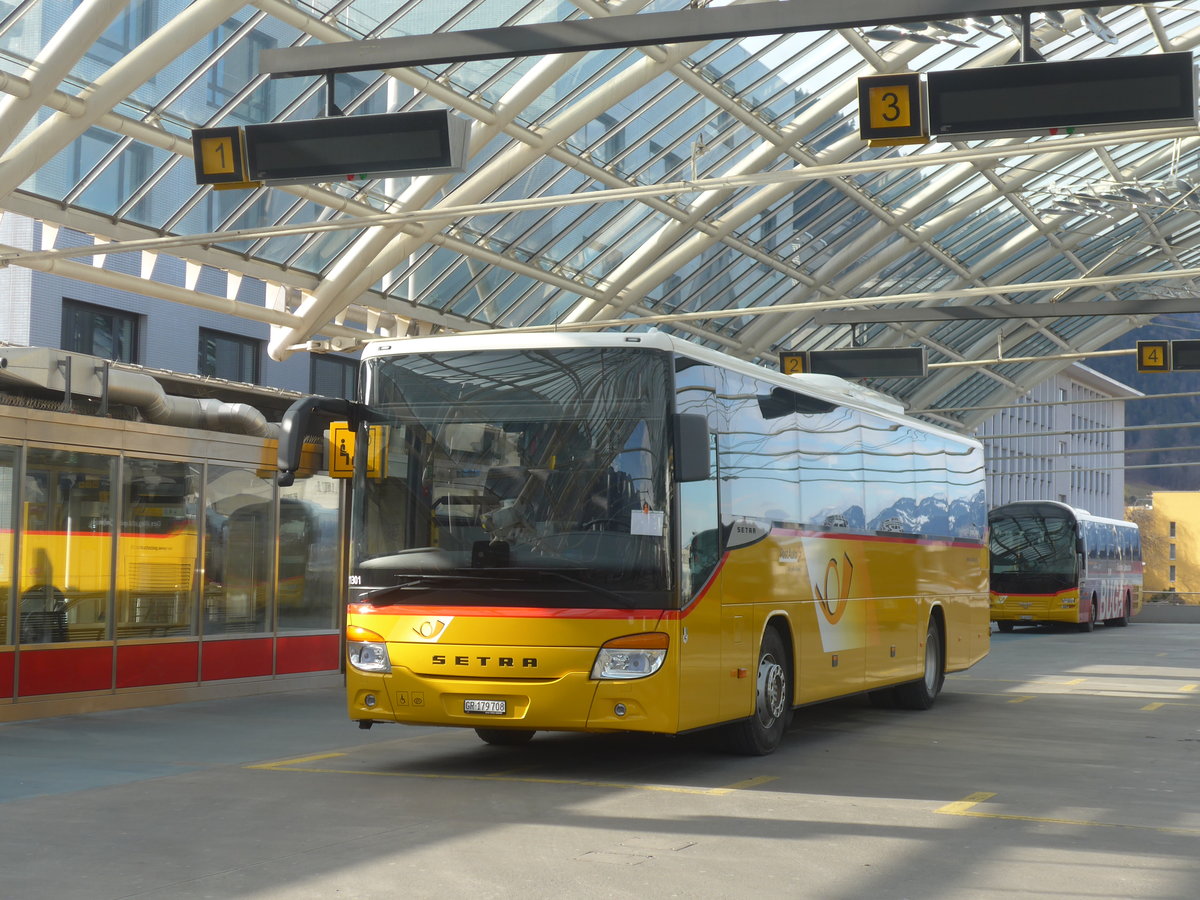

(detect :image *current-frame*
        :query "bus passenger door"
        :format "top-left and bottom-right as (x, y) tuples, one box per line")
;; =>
(675, 433), (723, 732)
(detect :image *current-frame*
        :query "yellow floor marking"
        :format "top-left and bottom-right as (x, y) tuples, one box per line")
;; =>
(1062, 678), (1086, 685)
(1006, 695), (1035, 704)
(486, 764), (545, 777)
(1180, 684), (1198, 693)
(246, 752), (347, 770)
(936, 792), (1200, 836)
(936, 792), (996, 814)
(1141, 702), (1165, 711)
(712, 775), (779, 793)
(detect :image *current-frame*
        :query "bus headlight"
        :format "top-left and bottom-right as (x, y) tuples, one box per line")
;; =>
(591, 633), (668, 680)
(347, 625), (391, 673)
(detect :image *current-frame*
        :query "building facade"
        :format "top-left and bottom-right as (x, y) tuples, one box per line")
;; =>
(975, 364), (1140, 521)
(0, 215), (358, 399)
(1128, 493), (1200, 602)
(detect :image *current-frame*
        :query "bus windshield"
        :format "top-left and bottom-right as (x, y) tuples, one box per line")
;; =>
(989, 505), (1078, 593)
(352, 347), (673, 609)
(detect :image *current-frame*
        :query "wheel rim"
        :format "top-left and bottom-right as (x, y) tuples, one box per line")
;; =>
(756, 652), (787, 727)
(922, 636), (939, 694)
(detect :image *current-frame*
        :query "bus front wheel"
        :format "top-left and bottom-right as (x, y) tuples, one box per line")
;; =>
(1078, 597), (1097, 633)
(996, 620), (1015, 633)
(475, 727), (535, 747)
(726, 628), (792, 756)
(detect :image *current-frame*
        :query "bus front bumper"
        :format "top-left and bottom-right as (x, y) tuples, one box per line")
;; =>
(990, 591), (1078, 624)
(347, 665), (678, 734)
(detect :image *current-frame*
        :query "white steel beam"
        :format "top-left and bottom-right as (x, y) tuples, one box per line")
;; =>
(0, 0), (245, 198)
(0, 0), (124, 157)
(260, 1), (1104, 73)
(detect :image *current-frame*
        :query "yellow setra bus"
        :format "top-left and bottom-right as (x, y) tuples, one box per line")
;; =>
(279, 332), (990, 754)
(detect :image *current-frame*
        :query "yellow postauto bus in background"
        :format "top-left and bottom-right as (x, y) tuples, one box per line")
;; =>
(989, 500), (1142, 633)
(279, 332), (990, 755)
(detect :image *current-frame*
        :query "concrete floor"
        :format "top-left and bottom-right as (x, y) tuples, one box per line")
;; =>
(2, 616), (1198, 899)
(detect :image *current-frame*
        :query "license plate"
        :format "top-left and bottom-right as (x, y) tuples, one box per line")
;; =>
(464, 699), (506, 715)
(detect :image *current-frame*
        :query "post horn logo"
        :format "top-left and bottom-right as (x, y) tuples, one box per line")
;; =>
(412, 618), (451, 640)
(814, 554), (854, 625)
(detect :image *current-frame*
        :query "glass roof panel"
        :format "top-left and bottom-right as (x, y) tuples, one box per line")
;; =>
(1, 1), (1196, 421)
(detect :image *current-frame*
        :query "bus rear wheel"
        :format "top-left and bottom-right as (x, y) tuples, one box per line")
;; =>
(996, 620), (1015, 633)
(475, 727), (535, 747)
(1107, 595), (1131, 627)
(894, 618), (944, 710)
(726, 628), (791, 755)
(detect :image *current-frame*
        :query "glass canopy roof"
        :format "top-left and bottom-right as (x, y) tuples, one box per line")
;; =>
(2, 1), (1199, 430)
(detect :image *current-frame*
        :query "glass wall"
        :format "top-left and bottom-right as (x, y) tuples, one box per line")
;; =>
(117, 458), (201, 637)
(0, 444), (16, 645)
(204, 465), (274, 635)
(278, 476), (341, 631)
(0, 437), (343, 647)
(20, 449), (116, 642)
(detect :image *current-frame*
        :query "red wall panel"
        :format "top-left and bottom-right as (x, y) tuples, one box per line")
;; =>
(200, 638), (273, 681)
(0, 649), (13, 700)
(18, 646), (113, 696)
(275, 634), (340, 674)
(116, 642), (199, 689)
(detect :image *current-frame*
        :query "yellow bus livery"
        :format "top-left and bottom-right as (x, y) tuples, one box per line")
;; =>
(279, 332), (990, 754)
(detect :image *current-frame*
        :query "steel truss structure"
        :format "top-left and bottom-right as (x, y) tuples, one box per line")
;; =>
(2, 1), (1199, 429)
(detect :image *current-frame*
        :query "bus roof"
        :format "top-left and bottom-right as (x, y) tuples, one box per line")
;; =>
(989, 500), (1138, 530)
(359, 330), (976, 446)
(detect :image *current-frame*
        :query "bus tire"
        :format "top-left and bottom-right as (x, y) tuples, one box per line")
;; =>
(726, 628), (792, 756)
(997, 620), (1015, 633)
(1078, 596), (1097, 633)
(474, 727), (535, 747)
(894, 617), (944, 710)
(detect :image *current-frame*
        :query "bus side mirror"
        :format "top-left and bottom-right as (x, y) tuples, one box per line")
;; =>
(673, 413), (711, 483)
(277, 395), (362, 486)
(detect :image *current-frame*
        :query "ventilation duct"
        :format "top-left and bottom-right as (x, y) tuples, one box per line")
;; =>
(0, 347), (278, 439)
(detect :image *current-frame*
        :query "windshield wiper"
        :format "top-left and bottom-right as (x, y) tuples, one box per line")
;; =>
(527, 568), (641, 608)
(364, 568), (642, 608)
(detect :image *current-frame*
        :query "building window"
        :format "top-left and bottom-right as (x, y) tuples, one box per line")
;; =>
(87, 2), (156, 69)
(311, 354), (358, 399)
(199, 328), (261, 383)
(1170, 544), (1176, 560)
(62, 298), (140, 363)
(1169, 565), (1176, 583)
(1170, 521), (1177, 538)
(207, 19), (275, 122)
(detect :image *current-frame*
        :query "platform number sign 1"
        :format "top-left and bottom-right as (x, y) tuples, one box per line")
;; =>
(190, 126), (261, 190)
